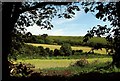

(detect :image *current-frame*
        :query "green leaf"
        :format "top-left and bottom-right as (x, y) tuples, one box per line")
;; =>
(84, 7), (89, 13)
(103, 18), (107, 22)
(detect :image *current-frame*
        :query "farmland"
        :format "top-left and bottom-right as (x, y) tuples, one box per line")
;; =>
(26, 43), (107, 54)
(47, 36), (108, 45)
(9, 37), (120, 79)
(17, 58), (112, 69)
(10, 36), (119, 78)
(26, 35), (108, 48)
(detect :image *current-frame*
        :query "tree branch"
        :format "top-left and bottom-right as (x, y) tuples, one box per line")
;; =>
(20, 2), (71, 13)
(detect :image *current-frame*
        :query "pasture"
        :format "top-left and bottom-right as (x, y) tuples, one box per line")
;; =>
(47, 36), (108, 45)
(26, 43), (107, 54)
(17, 58), (112, 70)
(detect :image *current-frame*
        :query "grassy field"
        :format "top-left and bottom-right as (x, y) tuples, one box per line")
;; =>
(17, 58), (112, 70)
(26, 43), (107, 54)
(47, 36), (108, 45)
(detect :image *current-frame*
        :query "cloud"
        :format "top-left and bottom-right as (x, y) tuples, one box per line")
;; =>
(52, 10), (83, 25)
(25, 24), (64, 36)
(50, 29), (64, 36)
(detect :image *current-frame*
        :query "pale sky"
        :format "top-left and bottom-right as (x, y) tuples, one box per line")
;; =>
(25, 5), (111, 36)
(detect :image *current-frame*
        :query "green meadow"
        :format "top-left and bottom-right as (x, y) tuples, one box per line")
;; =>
(17, 58), (112, 70)
(47, 36), (107, 45)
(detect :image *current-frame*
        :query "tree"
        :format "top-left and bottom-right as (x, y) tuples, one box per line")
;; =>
(3, 2), (80, 57)
(49, 50), (54, 56)
(60, 43), (72, 56)
(3, 2), (80, 78)
(41, 34), (48, 39)
(3, 1), (120, 79)
(88, 43), (103, 54)
(38, 46), (46, 56)
(82, 2), (120, 67)
(45, 48), (50, 56)
(54, 49), (61, 56)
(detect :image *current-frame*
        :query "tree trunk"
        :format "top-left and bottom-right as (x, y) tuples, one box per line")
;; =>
(112, 2), (120, 68)
(2, 2), (21, 80)
(112, 46), (120, 68)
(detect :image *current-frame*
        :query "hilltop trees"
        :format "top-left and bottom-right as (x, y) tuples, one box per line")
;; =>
(41, 34), (48, 39)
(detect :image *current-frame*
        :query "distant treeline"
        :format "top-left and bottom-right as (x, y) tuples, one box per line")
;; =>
(9, 43), (83, 59)
(25, 34), (108, 48)
(9, 43), (109, 59)
(9, 34), (111, 59)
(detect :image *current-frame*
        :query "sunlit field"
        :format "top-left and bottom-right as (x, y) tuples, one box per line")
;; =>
(26, 43), (107, 54)
(17, 58), (112, 69)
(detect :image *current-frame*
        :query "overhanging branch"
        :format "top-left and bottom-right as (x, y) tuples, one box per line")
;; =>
(20, 2), (72, 13)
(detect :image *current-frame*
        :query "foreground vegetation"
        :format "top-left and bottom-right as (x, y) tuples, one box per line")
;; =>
(11, 57), (120, 79)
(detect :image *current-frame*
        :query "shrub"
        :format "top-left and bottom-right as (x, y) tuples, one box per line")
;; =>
(49, 50), (54, 56)
(54, 49), (61, 56)
(74, 52), (80, 55)
(60, 43), (72, 56)
(75, 50), (83, 53)
(45, 39), (53, 44)
(9, 61), (35, 77)
(38, 46), (47, 56)
(72, 50), (75, 55)
(38, 39), (45, 44)
(73, 58), (89, 67)
(45, 48), (50, 53)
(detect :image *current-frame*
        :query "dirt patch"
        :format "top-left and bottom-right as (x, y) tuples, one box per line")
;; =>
(32, 70), (73, 77)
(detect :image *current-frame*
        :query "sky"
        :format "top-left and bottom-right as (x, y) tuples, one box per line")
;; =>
(25, 5), (111, 36)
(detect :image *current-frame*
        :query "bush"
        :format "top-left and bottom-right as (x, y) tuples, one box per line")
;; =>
(60, 43), (72, 56)
(38, 39), (45, 44)
(74, 52), (80, 55)
(49, 50), (54, 56)
(45, 39), (53, 44)
(38, 46), (48, 56)
(54, 49), (61, 56)
(45, 48), (50, 53)
(9, 61), (35, 77)
(72, 50), (75, 55)
(75, 50), (83, 53)
(73, 58), (89, 67)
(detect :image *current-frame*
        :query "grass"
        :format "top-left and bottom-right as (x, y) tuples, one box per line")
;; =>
(17, 53), (110, 59)
(26, 43), (107, 54)
(17, 58), (112, 70)
(16, 57), (120, 77)
(12, 57), (120, 78)
(47, 36), (108, 45)
(41, 62), (120, 75)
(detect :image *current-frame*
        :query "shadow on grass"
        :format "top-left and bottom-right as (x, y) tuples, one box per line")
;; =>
(8, 72), (120, 81)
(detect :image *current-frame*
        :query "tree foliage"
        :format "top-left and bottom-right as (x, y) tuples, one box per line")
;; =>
(82, 2), (120, 67)
(3, 2), (80, 78)
(60, 43), (72, 56)
(3, 1), (120, 78)
(3, 2), (80, 59)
